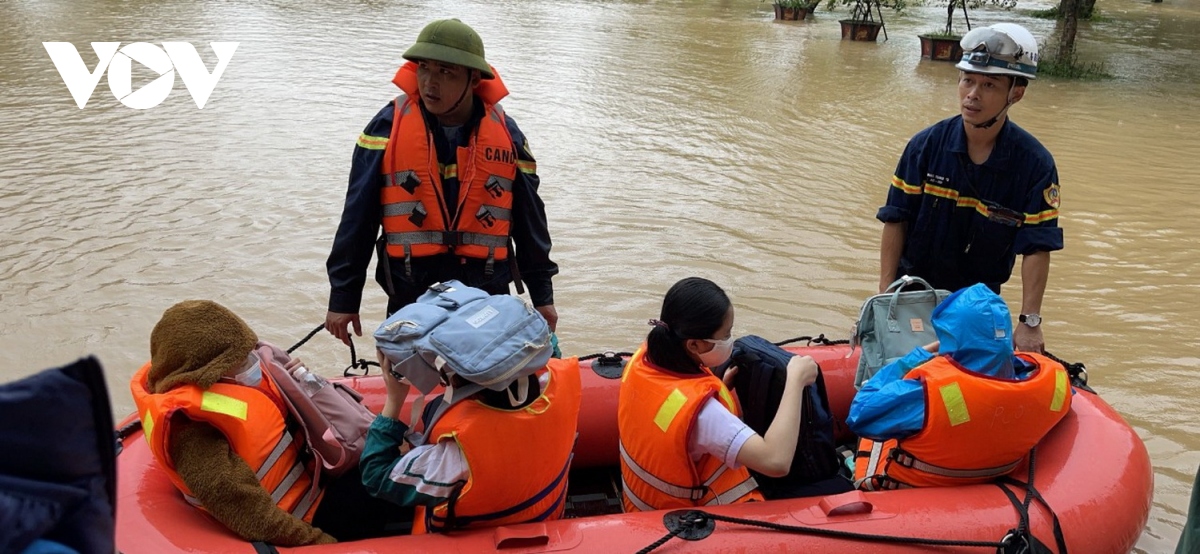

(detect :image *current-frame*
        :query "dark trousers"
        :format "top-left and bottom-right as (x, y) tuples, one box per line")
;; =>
(311, 466), (415, 540)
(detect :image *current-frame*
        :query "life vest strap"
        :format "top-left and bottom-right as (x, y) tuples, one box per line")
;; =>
(706, 475), (759, 506)
(619, 442), (707, 501)
(386, 170), (420, 193)
(385, 231), (508, 249)
(382, 201), (424, 218)
(892, 450), (1021, 479)
(621, 478), (656, 512)
(429, 454), (572, 530)
(254, 431), (295, 481)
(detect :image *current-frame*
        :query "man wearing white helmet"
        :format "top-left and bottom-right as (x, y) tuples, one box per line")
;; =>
(876, 23), (1062, 353)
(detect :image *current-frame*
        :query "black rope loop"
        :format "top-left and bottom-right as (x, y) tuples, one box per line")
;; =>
(634, 509), (1010, 553)
(287, 324), (325, 354)
(343, 334), (379, 377)
(1042, 350), (1093, 393)
(287, 322), (378, 378)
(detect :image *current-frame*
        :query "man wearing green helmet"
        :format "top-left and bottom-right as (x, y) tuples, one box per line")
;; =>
(326, 19), (559, 346)
(876, 23), (1063, 354)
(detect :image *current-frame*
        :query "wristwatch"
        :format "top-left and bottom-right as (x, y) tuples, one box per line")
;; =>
(1019, 313), (1042, 328)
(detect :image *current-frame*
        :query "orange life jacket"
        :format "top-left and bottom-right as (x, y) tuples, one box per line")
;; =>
(854, 352), (1072, 490)
(129, 360), (322, 521)
(413, 357), (582, 534)
(381, 62), (517, 271)
(617, 347), (763, 512)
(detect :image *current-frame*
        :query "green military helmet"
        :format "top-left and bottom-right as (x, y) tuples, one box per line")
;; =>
(403, 19), (494, 80)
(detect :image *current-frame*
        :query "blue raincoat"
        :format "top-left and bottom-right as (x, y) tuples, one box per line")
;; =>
(847, 283), (1033, 440)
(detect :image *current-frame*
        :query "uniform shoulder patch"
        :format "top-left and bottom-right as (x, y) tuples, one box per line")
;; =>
(1043, 184), (1061, 208)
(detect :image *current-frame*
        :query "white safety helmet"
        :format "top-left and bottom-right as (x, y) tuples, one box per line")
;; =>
(956, 23), (1039, 81)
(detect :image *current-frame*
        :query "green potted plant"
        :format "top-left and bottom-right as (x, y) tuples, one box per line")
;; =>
(771, 0), (821, 21)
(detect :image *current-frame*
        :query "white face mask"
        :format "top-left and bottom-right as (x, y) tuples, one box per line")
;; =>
(223, 353), (263, 387)
(698, 336), (735, 368)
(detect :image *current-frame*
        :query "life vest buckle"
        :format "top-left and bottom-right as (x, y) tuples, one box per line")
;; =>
(408, 203), (428, 227)
(440, 231), (462, 247)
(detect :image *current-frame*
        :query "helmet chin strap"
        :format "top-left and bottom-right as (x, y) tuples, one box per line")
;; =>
(969, 77), (1017, 130)
(433, 70), (476, 119)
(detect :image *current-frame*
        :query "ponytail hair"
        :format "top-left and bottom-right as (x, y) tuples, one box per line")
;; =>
(644, 277), (731, 374)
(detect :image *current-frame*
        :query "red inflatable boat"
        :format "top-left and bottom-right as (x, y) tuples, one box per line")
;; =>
(115, 344), (1152, 553)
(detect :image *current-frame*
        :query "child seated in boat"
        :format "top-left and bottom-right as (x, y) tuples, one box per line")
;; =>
(847, 284), (1073, 490)
(362, 289), (582, 534)
(617, 277), (819, 511)
(129, 300), (406, 546)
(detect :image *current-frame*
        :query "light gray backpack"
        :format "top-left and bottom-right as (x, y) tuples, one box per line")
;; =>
(373, 281), (552, 443)
(851, 276), (950, 389)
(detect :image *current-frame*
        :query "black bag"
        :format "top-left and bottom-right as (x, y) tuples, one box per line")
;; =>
(722, 335), (844, 499)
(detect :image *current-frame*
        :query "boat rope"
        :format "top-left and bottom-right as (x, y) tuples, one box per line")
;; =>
(288, 323), (379, 377)
(579, 351), (634, 361)
(634, 526), (684, 554)
(995, 448), (1069, 554)
(114, 418), (143, 456)
(1042, 351), (1094, 394)
(775, 334), (850, 347)
(635, 509), (1012, 553)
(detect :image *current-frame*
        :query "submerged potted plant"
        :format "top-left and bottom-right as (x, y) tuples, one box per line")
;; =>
(829, 0), (906, 42)
(919, 0), (970, 61)
(771, 0), (821, 21)
(918, 0), (1017, 61)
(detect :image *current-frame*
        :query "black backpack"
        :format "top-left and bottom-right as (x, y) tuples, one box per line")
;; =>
(722, 335), (842, 498)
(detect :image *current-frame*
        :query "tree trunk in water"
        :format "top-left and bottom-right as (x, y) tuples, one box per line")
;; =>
(1077, 0), (1096, 20)
(1057, 0), (1080, 59)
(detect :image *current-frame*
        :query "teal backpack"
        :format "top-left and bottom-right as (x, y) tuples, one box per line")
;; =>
(852, 276), (950, 389)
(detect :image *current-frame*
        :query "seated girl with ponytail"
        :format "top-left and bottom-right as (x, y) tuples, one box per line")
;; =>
(616, 277), (818, 512)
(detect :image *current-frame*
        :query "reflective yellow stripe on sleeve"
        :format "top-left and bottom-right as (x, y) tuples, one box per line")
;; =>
(1050, 371), (1068, 412)
(939, 382), (971, 427)
(200, 391), (249, 420)
(517, 160), (537, 174)
(356, 133), (389, 150)
(891, 176), (923, 195)
(654, 389), (688, 432)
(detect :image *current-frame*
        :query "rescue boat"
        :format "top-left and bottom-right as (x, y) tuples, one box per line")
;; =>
(115, 343), (1153, 553)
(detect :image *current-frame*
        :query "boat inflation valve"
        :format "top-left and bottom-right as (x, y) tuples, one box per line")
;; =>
(591, 351), (627, 379)
(663, 510), (715, 541)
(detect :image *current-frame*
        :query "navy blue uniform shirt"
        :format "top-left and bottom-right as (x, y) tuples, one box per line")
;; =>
(877, 116), (1063, 293)
(327, 97), (558, 315)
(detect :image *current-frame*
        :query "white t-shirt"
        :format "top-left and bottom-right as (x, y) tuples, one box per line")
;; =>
(687, 398), (755, 469)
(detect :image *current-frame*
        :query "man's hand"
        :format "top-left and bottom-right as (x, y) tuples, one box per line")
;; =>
(325, 311), (361, 347)
(535, 304), (558, 332)
(1014, 324), (1044, 353)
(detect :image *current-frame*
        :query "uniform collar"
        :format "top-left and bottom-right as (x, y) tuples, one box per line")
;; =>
(948, 115), (1015, 168)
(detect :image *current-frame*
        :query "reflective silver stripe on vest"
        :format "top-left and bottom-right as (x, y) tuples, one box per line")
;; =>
(619, 442), (706, 501)
(702, 465), (727, 487)
(484, 175), (513, 193)
(706, 475), (759, 506)
(384, 231), (508, 248)
(386, 170), (418, 187)
(270, 462), (305, 504)
(621, 477), (656, 512)
(382, 201), (423, 218)
(291, 483), (322, 518)
(866, 440), (884, 477)
(461, 232), (507, 248)
(893, 451), (1021, 479)
(476, 205), (512, 222)
(255, 431), (295, 481)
